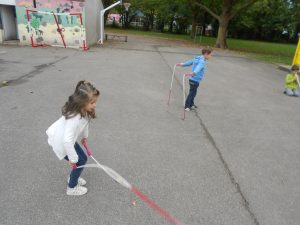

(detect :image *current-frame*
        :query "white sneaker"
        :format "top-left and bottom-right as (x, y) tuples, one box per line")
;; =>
(185, 108), (190, 111)
(67, 177), (87, 186)
(66, 185), (88, 196)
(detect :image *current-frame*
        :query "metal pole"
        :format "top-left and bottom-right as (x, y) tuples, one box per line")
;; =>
(100, 11), (104, 44)
(99, 1), (121, 44)
(182, 74), (186, 120)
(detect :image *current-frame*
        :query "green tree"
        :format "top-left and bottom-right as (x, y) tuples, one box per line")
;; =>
(102, 0), (115, 24)
(185, 0), (213, 38)
(195, 0), (258, 48)
(130, 0), (158, 30)
(174, 0), (193, 34)
(230, 0), (300, 42)
(130, 0), (191, 33)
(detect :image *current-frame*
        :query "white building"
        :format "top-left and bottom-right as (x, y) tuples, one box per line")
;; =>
(0, 0), (18, 43)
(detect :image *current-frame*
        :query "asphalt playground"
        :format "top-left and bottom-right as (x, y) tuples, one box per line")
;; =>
(0, 35), (299, 225)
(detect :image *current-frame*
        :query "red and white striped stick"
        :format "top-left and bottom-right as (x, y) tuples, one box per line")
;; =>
(167, 64), (177, 107)
(73, 143), (186, 225)
(182, 73), (193, 120)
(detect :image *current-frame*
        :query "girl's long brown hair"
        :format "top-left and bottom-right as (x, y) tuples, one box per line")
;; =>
(62, 80), (100, 119)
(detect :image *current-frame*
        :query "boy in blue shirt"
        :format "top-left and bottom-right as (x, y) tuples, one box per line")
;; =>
(177, 46), (212, 111)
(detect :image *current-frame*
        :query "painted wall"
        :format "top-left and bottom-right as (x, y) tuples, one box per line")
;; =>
(15, 0), (85, 11)
(15, 0), (87, 48)
(85, 0), (103, 46)
(32, 0), (85, 13)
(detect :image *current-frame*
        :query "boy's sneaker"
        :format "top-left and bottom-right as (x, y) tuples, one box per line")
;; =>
(191, 105), (198, 110)
(185, 108), (190, 111)
(66, 185), (88, 196)
(67, 177), (87, 186)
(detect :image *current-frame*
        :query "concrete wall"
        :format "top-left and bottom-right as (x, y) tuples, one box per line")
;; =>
(85, 0), (103, 46)
(0, 0), (15, 5)
(0, 5), (17, 40)
(0, 30), (3, 43)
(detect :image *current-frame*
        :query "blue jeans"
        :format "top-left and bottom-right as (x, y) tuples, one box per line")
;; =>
(285, 88), (299, 97)
(64, 142), (87, 188)
(185, 80), (199, 108)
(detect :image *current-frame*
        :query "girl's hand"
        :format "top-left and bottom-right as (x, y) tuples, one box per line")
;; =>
(81, 138), (87, 145)
(69, 161), (77, 169)
(176, 63), (182, 67)
(81, 138), (92, 157)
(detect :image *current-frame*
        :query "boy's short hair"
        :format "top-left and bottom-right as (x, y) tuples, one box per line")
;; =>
(291, 65), (299, 71)
(202, 46), (213, 55)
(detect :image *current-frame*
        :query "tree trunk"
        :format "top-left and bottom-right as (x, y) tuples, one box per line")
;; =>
(216, 17), (230, 48)
(150, 14), (154, 30)
(125, 11), (130, 28)
(191, 13), (197, 38)
(168, 19), (173, 33)
(195, 0), (258, 49)
(104, 11), (110, 25)
(150, 10), (155, 30)
(168, 15), (175, 33)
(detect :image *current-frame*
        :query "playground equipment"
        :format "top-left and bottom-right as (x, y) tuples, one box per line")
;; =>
(293, 37), (300, 65)
(26, 10), (87, 50)
(99, 1), (131, 44)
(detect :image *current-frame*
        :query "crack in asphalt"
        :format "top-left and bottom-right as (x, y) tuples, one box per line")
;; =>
(193, 110), (260, 225)
(0, 59), (20, 64)
(154, 45), (260, 225)
(0, 56), (68, 88)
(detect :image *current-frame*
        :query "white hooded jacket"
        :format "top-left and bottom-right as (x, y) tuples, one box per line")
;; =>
(46, 114), (89, 163)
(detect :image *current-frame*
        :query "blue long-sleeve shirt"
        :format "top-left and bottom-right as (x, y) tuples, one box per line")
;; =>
(182, 55), (206, 83)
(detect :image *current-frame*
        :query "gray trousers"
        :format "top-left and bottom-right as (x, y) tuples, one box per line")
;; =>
(285, 88), (300, 97)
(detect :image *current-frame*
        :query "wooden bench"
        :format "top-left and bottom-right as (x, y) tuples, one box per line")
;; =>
(105, 33), (128, 42)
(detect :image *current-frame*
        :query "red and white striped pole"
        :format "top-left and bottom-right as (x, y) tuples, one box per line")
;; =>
(72, 143), (187, 225)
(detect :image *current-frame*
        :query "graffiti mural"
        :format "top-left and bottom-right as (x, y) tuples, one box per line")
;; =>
(16, 0), (85, 13)
(35, 0), (85, 13)
(15, 0), (86, 48)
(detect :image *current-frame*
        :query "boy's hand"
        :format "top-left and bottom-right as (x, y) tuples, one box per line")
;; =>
(176, 63), (182, 67)
(185, 72), (194, 77)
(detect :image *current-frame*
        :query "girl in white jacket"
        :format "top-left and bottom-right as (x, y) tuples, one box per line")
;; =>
(46, 80), (100, 196)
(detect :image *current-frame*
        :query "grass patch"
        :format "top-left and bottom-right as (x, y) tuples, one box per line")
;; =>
(106, 27), (296, 65)
(241, 52), (293, 65)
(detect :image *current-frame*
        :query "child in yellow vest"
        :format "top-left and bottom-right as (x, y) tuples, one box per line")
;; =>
(284, 65), (300, 97)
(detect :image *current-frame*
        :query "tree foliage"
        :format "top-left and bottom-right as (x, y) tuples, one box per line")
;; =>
(194, 0), (258, 48)
(229, 0), (300, 42)
(106, 0), (300, 45)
